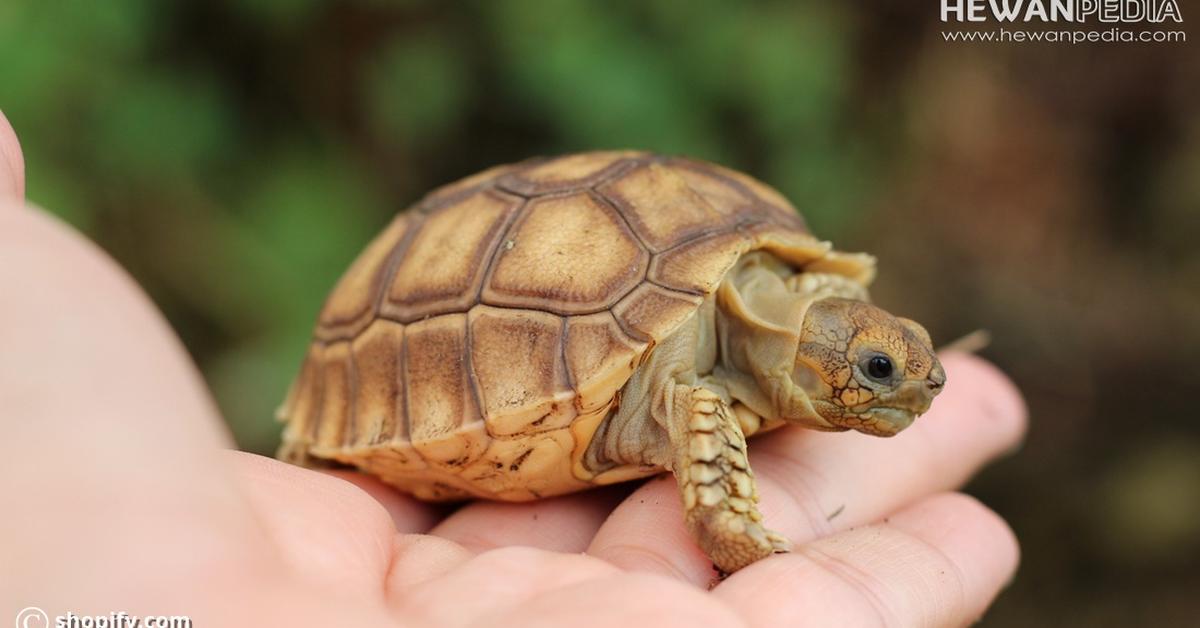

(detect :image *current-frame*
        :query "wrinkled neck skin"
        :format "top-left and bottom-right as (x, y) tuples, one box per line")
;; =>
(713, 252), (866, 432)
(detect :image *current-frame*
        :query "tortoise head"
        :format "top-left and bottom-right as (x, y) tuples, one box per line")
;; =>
(785, 297), (945, 436)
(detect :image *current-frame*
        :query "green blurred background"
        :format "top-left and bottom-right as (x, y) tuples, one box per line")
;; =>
(3, 1), (1197, 624)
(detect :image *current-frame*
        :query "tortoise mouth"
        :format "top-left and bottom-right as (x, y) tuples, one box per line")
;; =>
(849, 380), (940, 435)
(861, 407), (917, 434)
(827, 406), (917, 437)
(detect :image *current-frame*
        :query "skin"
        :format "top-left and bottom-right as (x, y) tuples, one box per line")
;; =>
(0, 112), (1027, 627)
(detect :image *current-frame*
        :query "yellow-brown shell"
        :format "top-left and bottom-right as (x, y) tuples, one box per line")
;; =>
(278, 151), (872, 501)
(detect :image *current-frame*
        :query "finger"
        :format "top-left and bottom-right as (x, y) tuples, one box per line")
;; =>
(715, 492), (1020, 627)
(231, 452), (439, 600)
(588, 353), (1025, 584)
(0, 110), (23, 199)
(387, 534), (476, 591)
(486, 572), (742, 628)
(387, 543), (741, 627)
(324, 469), (444, 533)
(0, 208), (274, 608)
(587, 476), (702, 581)
(388, 546), (623, 625)
(430, 485), (631, 553)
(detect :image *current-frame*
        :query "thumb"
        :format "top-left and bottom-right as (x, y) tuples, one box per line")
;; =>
(0, 110), (25, 200)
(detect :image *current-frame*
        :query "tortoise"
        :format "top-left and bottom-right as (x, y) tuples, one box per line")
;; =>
(277, 150), (945, 574)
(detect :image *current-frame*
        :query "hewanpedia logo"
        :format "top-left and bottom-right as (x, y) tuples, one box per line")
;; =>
(941, 0), (1183, 23)
(940, 0), (1185, 43)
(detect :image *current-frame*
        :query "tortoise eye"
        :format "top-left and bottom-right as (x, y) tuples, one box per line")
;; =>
(862, 354), (894, 383)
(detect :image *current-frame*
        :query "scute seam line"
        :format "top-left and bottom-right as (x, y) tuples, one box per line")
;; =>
(473, 194), (530, 322)
(343, 344), (361, 449)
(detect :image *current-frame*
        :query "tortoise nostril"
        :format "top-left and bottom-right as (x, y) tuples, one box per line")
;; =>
(927, 365), (947, 389)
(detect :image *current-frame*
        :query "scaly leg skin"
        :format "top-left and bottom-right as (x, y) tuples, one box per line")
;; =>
(668, 386), (791, 578)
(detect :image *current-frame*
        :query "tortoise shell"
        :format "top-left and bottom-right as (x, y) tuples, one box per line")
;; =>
(277, 151), (874, 501)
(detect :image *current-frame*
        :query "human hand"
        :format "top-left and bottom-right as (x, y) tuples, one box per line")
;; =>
(0, 113), (1026, 627)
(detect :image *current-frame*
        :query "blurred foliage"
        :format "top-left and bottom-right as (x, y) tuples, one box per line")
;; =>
(2, 0), (1197, 625)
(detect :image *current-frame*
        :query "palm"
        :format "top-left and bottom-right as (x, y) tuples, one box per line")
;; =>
(0, 115), (1025, 627)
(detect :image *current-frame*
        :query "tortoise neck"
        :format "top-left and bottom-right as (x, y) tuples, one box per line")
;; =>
(711, 253), (857, 430)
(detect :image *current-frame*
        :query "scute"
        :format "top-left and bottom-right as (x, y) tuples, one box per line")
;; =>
(649, 232), (752, 295)
(496, 151), (640, 196)
(598, 162), (732, 252)
(349, 319), (406, 447)
(316, 215), (410, 340)
(460, 430), (589, 500)
(612, 283), (705, 342)
(714, 164), (808, 229)
(383, 190), (521, 322)
(564, 311), (647, 413)
(279, 150), (868, 501)
(278, 344), (322, 457)
(666, 157), (807, 230)
(313, 342), (353, 450)
(468, 307), (574, 435)
(402, 314), (485, 465)
(482, 192), (648, 313)
(667, 165), (751, 218)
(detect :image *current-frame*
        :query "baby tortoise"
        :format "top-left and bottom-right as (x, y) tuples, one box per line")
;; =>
(277, 151), (945, 574)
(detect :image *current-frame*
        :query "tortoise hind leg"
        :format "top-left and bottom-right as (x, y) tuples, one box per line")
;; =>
(666, 385), (790, 575)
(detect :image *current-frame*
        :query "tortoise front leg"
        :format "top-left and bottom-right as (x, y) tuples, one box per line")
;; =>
(667, 385), (790, 575)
